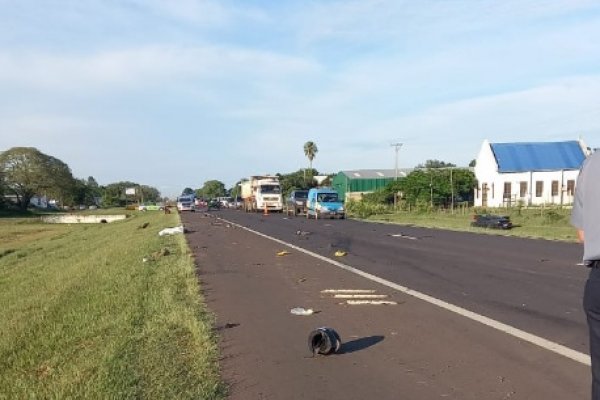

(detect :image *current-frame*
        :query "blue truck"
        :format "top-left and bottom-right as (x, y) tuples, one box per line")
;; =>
(306, 187), (345, 219)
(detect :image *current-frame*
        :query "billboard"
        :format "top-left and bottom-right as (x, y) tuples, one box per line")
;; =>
(125, 188), (136, 195)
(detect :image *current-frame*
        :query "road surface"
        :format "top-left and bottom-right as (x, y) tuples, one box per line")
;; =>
(182, 209), (590, 399)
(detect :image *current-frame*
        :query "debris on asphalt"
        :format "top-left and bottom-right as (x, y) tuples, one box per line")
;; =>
(388, 232), (418, 240)
(290, 307), (314, 316)
(334, 250), (347, 257)
(308, 327), (341, 356)
(277, 250), (291, 256)
(296, 230), (312, 236)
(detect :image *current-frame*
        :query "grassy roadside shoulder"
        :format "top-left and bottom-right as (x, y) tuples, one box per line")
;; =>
(361, 208), (578, 242)
(0, 210), (225, 399)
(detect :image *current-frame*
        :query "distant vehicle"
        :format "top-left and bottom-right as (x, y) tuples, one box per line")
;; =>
(217, 197), (234, 208)
(207, 199), (221, 211)
(470, 214), (512, 229)
(285, 190), (309, 216)
(306, 188), (345, 219)
(241, 175), (283, 212)
(195, 198), (207, 208)
(177, 195), (196, 212)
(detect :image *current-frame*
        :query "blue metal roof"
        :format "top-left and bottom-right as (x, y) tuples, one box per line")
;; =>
(490, 141), (585, 172)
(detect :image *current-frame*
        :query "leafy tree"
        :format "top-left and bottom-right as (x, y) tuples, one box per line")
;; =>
(469, 159), (476, 167)
(416, 159), (456, 169)
(398, 168), (475, 207)
(0, 147), (75, 210)
(182, 187), (195, 196)
(278, 169), (318, 196)
(100, 181), (160, 207)
(197, 180), (226, 199)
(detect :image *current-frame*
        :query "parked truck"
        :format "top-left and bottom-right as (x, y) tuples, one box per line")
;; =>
(240, 175), (283, 212)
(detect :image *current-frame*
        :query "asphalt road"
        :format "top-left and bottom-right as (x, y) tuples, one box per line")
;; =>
(182, 209), (591, 399)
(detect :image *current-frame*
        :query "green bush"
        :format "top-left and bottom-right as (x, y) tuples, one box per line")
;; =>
(346, 200), (389, 218)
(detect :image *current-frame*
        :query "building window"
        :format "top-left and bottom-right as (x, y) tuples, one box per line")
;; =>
(519, 181), (527, 197)
(567, 180), (575, 196)
(551, 180), (559, 196)
(503, 182), (511, 199)
(535, 181), (543, 197)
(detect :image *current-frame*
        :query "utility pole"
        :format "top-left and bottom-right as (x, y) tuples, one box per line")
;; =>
(390, 143), (403, 209)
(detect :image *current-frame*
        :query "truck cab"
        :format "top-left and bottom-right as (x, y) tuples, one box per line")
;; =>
(306, 188), (345, 219)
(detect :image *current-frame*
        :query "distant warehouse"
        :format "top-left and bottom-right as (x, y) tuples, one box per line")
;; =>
(332, 169), (413, 202)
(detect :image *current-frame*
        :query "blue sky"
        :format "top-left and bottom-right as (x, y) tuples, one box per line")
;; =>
(1, 0), (599, 198)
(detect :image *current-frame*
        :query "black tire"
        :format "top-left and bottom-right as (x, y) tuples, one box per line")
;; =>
(308, 327), (341, 355)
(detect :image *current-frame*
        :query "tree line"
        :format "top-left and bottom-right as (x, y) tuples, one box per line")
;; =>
(0, 147), (162, 211)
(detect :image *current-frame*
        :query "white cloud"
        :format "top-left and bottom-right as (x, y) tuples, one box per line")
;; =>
(0, 45), (320, 93)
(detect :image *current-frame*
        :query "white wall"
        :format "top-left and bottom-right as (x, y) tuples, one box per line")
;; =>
(473, 140), (580, 207)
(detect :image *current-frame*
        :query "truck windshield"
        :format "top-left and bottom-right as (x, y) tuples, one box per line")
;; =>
(318, 193), (338, 202)
(260, 185), (281, 194)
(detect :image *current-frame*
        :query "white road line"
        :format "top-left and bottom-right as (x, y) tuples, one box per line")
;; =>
(219, 217), (591, 366)
(345, 300), (398, 305)
(333, 294), (389, 299)
(321, 289), (377, 294)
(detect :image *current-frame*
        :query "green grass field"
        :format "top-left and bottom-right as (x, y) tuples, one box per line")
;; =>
(0, 210), (225, 399)
(366, 207), (578, 242)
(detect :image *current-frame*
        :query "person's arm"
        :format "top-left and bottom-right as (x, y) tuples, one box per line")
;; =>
(577, 229), (585, 243)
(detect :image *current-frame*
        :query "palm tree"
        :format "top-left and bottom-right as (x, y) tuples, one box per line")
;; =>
(303, 141), (318, 185)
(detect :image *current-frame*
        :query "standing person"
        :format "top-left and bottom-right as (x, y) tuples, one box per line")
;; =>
(572, 150), (600, 399)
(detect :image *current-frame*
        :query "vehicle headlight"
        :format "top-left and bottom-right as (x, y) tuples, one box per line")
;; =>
(338, 207), (344, 211)
(320, 206), (329, 212)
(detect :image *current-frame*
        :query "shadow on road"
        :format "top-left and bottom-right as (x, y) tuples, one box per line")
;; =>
(338, 335), (384, 354)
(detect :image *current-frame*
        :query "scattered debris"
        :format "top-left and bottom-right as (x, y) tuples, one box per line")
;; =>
(158, 225), (185, 236)
(388, 233), (418, 240)
(297, 277), (307, 283)
(334, 250), (347, 257)
(277, 250), (291, 256)
(138, 222), (150, 229)
(296, 230), (312, 236)
(142, 257), (149, 263)
(155, 247), (170, 257)
(308, 327), (341, 356)
(291, 307), (314, 316)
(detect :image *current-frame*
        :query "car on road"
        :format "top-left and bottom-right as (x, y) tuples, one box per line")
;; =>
(306, 188), (345, 219)
(207, 199), (221, 211)
(471, 214), (512, 229)
(177, 195), (196, 212)
(285, 190), (309, 216)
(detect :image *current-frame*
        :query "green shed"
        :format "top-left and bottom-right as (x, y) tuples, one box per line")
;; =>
(331, 169), (412, 201)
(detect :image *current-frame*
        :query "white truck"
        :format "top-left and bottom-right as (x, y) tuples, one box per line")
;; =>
(240, 175), (283, 212)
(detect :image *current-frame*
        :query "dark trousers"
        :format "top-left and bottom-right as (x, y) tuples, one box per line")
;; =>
(584, 267), (600, 399)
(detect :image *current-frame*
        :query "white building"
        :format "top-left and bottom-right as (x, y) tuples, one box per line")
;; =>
(473, 139), (590, 207)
